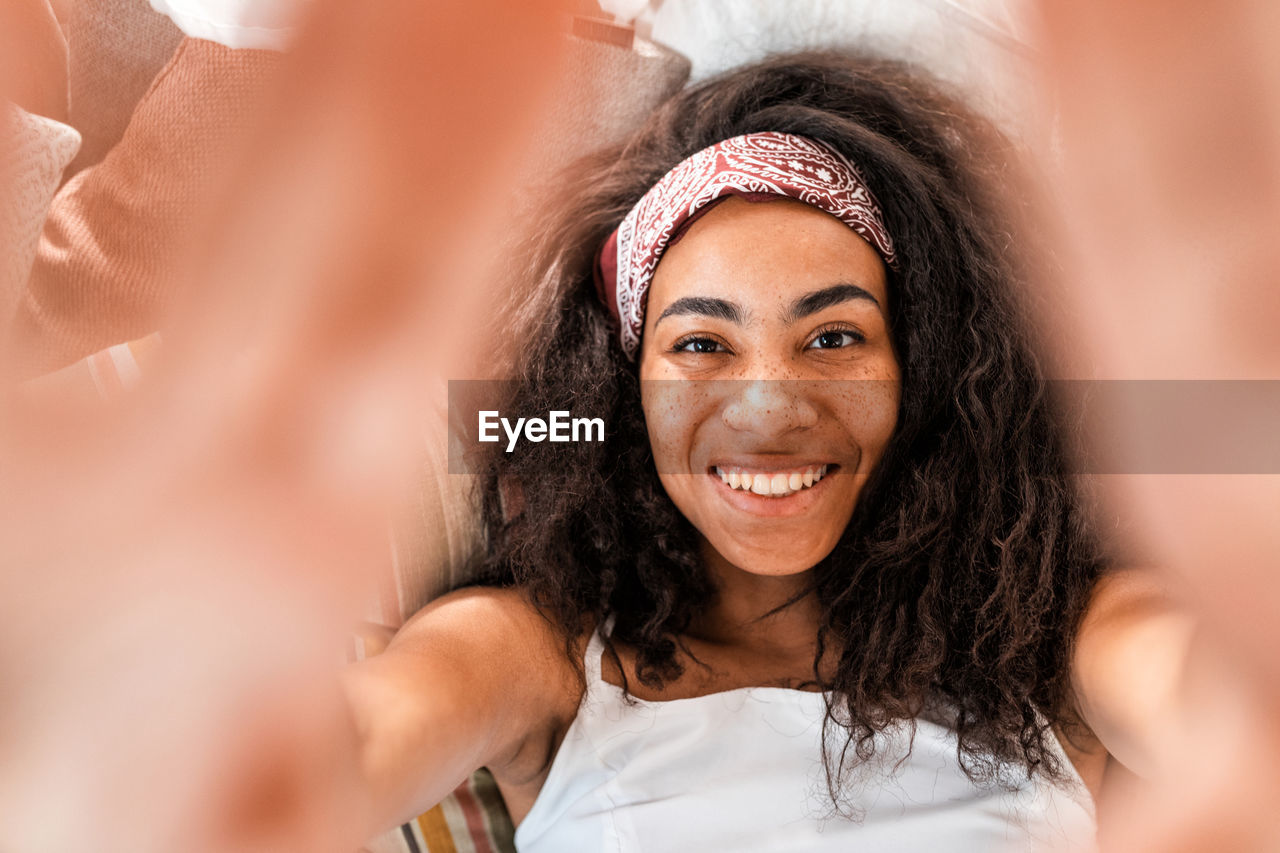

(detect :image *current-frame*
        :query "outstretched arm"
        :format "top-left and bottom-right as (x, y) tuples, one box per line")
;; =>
(340, 586), (581, 837)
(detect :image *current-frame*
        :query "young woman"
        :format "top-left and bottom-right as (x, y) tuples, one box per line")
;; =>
(342, 52), (1189, 851)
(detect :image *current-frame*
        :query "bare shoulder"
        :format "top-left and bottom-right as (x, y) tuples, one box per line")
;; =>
(1075, 567), (1190, 666)
(390, 586), (574, 658)
(1084, 565), (1178, 609)
(388, 587), (583, 703)
(1071, 566), (1197, 777)
(385, 586), (586, 755)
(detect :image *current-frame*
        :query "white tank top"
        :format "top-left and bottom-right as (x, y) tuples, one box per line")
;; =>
(514, 624), (1097, 852)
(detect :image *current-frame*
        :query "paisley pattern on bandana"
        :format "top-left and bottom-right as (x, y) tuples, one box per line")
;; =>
(603, 132), (897, 360)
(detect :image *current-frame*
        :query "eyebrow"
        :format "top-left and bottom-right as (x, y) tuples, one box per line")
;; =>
(654, 296), (744, 328)
(652, 283), (882, 330)
(785, 284), (881, 322)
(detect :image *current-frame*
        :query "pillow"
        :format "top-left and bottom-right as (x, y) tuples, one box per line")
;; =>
(645, 0), (1045, 144)
(1, 104), (80, 334)
(8, 37), (282, 380)
(62, 0), (184, 174)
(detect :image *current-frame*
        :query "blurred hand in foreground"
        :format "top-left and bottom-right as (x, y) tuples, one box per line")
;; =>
(0, 0), (563, 849)
(1033, 0), (1280, 848)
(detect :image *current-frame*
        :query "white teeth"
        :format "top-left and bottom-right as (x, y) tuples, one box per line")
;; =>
(713, 465), (833, 497)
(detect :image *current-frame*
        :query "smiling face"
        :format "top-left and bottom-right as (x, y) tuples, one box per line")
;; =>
(638, 196), (902, 577)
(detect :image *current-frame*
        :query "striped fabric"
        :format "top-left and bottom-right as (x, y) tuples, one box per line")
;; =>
(83, 336), (149, 396)
(351, 625), (517, 853)
(360, 769), (516, 853)
(18, 332), (162, 400)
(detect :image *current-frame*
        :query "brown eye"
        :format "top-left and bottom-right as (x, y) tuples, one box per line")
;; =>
(807, 330), (864, 349)
(673, 337), (728, 354)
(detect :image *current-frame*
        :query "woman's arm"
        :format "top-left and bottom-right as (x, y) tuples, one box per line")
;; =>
(340, 586), (581, 836)
(1070, 567), (1199, 777)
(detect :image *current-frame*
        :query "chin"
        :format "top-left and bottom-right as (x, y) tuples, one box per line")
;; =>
(710, 536), (835, 577)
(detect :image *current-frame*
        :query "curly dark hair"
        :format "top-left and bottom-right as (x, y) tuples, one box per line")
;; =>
(470, 50), (1107, 804)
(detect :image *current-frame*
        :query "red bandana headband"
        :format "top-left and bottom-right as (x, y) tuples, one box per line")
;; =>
(595, 131), (897, 360)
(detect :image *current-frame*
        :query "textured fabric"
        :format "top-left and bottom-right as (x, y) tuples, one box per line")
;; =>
(515, 625), (1097, 852)
(1, 105), (80, 333)
(513, 31), (689, 190)
(596, 132), (896, 359)
(63, 0), (184, 174)
(361, 770), (516, 853)
(148, 0), (310, 51)
(7, 37), (283, 380)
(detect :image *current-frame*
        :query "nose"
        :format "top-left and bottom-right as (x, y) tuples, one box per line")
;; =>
(721, 379), (819, 438)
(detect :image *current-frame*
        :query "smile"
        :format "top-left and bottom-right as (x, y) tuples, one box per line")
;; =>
(713, 464), (830, 498)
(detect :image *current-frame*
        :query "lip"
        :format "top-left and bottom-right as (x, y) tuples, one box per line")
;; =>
(708, 454), (839, 472)
(705, 460), (840, 519)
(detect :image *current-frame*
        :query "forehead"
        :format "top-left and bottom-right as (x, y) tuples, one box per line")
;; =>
(648, 196), (889, 310)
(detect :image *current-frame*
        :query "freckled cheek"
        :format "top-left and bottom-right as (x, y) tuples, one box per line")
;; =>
(830, 382), (901, 462)
(640, 380), (720, 474)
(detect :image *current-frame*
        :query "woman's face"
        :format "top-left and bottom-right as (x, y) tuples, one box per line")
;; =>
(638, 197), (901, 577)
